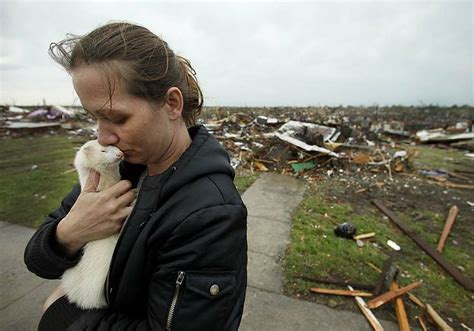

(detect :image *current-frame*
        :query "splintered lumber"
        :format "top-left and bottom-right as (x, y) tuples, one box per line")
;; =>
(416, 316), (428, 331)
(437, 205), (459, 253)
(443, 182), (474, 190)
(367, 262), (383, 273)
(372, 200), (474, 291)
(426, 304), (454, 331)
(310, 287), (372, 297)
(297, 275), (375, 291)
(407, 292), (425, 309)
(354, 232), (376, 240)
(390, 281), (410, 331)
(348, 286), (384, 331)
(367, 280), (423, 309)
(374, 257), (395, 296)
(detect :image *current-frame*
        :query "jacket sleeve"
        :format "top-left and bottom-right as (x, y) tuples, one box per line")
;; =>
(24, 184), (84, 279)
(69, 203), (248, 331)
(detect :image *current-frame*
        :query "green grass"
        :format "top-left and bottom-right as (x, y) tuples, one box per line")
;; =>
(411, 144), (473, 172)
(283, 187), (473, 326)
(234, 173), (258, 194)
(0, 136), (258, 228)
(0, 135), (87, 228)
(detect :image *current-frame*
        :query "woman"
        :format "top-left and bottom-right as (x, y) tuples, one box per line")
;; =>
(24, 22), (248, 331)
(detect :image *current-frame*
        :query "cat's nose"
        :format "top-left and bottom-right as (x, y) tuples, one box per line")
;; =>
(116, 151), (124, 160)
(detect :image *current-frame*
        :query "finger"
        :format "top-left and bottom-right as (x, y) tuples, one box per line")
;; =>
(116, 191), (136, 207)
(103, 180), (132, 197)
(82, 170), (100, 192)
(116, 206), (133, 223)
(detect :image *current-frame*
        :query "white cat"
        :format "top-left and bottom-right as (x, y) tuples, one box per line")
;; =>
(61, 140), (124, 309)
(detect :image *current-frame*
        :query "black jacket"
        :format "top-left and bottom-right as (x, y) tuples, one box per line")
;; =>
(24, 125), (248, 330)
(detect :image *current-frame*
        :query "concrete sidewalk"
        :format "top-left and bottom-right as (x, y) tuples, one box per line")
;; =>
(239, 173), (398, 331)
(0, 222), (59, 330)
(0, 173), (399, 330)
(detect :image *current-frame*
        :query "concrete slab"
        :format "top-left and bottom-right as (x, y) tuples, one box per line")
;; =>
(0, 224), (44, 309)
(247, 251), (283, 293)
(0, 280), (59, 331)
(247, 216), (290, 257)
(0, 221), (13, 229)
(242, 173), (306, 222)
(240, 287), (399, 331)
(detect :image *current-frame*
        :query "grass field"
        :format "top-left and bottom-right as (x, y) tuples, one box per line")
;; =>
(0, 135), (257, 228)
(0, 135), (87, 227)
(282, 145), (474, 327)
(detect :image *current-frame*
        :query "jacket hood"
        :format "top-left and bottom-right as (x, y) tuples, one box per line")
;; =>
(120, 125), (234, 202)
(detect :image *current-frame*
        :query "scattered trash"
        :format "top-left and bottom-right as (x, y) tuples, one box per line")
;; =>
(416, 129), (474, 143)
(334, 222), (357, 239)
(290, 161), (316, 173)
(353, 232), (376, 240)
(373, 199), (474, 291)
(436, 205), (459, 253)
(274, 121), (339, 157)
(387, 240), (401, 251)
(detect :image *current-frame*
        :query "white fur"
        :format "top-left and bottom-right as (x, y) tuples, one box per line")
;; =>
(61, 140), (123, 309)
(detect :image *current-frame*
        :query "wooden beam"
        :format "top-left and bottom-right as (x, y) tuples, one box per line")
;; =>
(416, 316), (428, 331)
(390, 281), (410, 331)
(366, 262), (382, 273)
(354, 232), (376, 240)
(367, 281), (423, 309)
(297, 275), (375, 291)
(426, 304), (454, 331)
(348, 286), (384, 331)
(407, 292), (425, 309)
(373, 257), (394, 296)
(372, 200), (474, 291)
(437, 205), (459, 253)
(310, 287), (373, 297)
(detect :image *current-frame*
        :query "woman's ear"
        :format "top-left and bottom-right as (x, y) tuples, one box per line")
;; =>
(165, 87), (183, 120)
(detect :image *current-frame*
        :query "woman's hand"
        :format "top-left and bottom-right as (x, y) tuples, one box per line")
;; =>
(56, 170), (135, 256)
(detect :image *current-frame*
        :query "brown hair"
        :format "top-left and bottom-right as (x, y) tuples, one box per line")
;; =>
(49, 22), (203, 127)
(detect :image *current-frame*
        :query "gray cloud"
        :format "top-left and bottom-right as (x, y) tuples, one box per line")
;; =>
(0, 1), (472, 106)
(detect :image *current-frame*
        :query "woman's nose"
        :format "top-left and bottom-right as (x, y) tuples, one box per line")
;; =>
(97, 120), (119, 146)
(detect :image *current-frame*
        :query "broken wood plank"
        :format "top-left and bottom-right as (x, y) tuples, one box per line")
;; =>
(367, 280), (423, 309)
(297, 275), (375, 291)
(416, 316), (428, 331)
(440, 181), (474, 189)
(348, 286), (384, 331)
(426, 304), (454, 331)
(367, 262), (382, 273)
(407, 292), (425, 309)
(373, 257), (394, 296)
(310, 287), (372, 297)
(372, 200), (474, 291)
(354, 232), (376, 240)
(390, 281), (410, 331)
(437, 205), (459, 253)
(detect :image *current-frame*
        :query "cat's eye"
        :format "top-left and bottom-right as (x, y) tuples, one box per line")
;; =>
(101, 150), (106, 153)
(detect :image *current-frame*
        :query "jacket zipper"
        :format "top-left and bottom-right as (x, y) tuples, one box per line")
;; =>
(165, 271), (185, 331)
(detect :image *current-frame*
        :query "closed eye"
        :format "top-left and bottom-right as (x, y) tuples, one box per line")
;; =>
(101, 150), (106, 153)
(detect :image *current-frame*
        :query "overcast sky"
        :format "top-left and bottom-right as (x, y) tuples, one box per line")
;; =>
(0, 1), (472, 107)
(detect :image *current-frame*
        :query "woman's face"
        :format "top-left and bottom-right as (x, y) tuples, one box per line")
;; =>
(72, 65), (177, 169)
